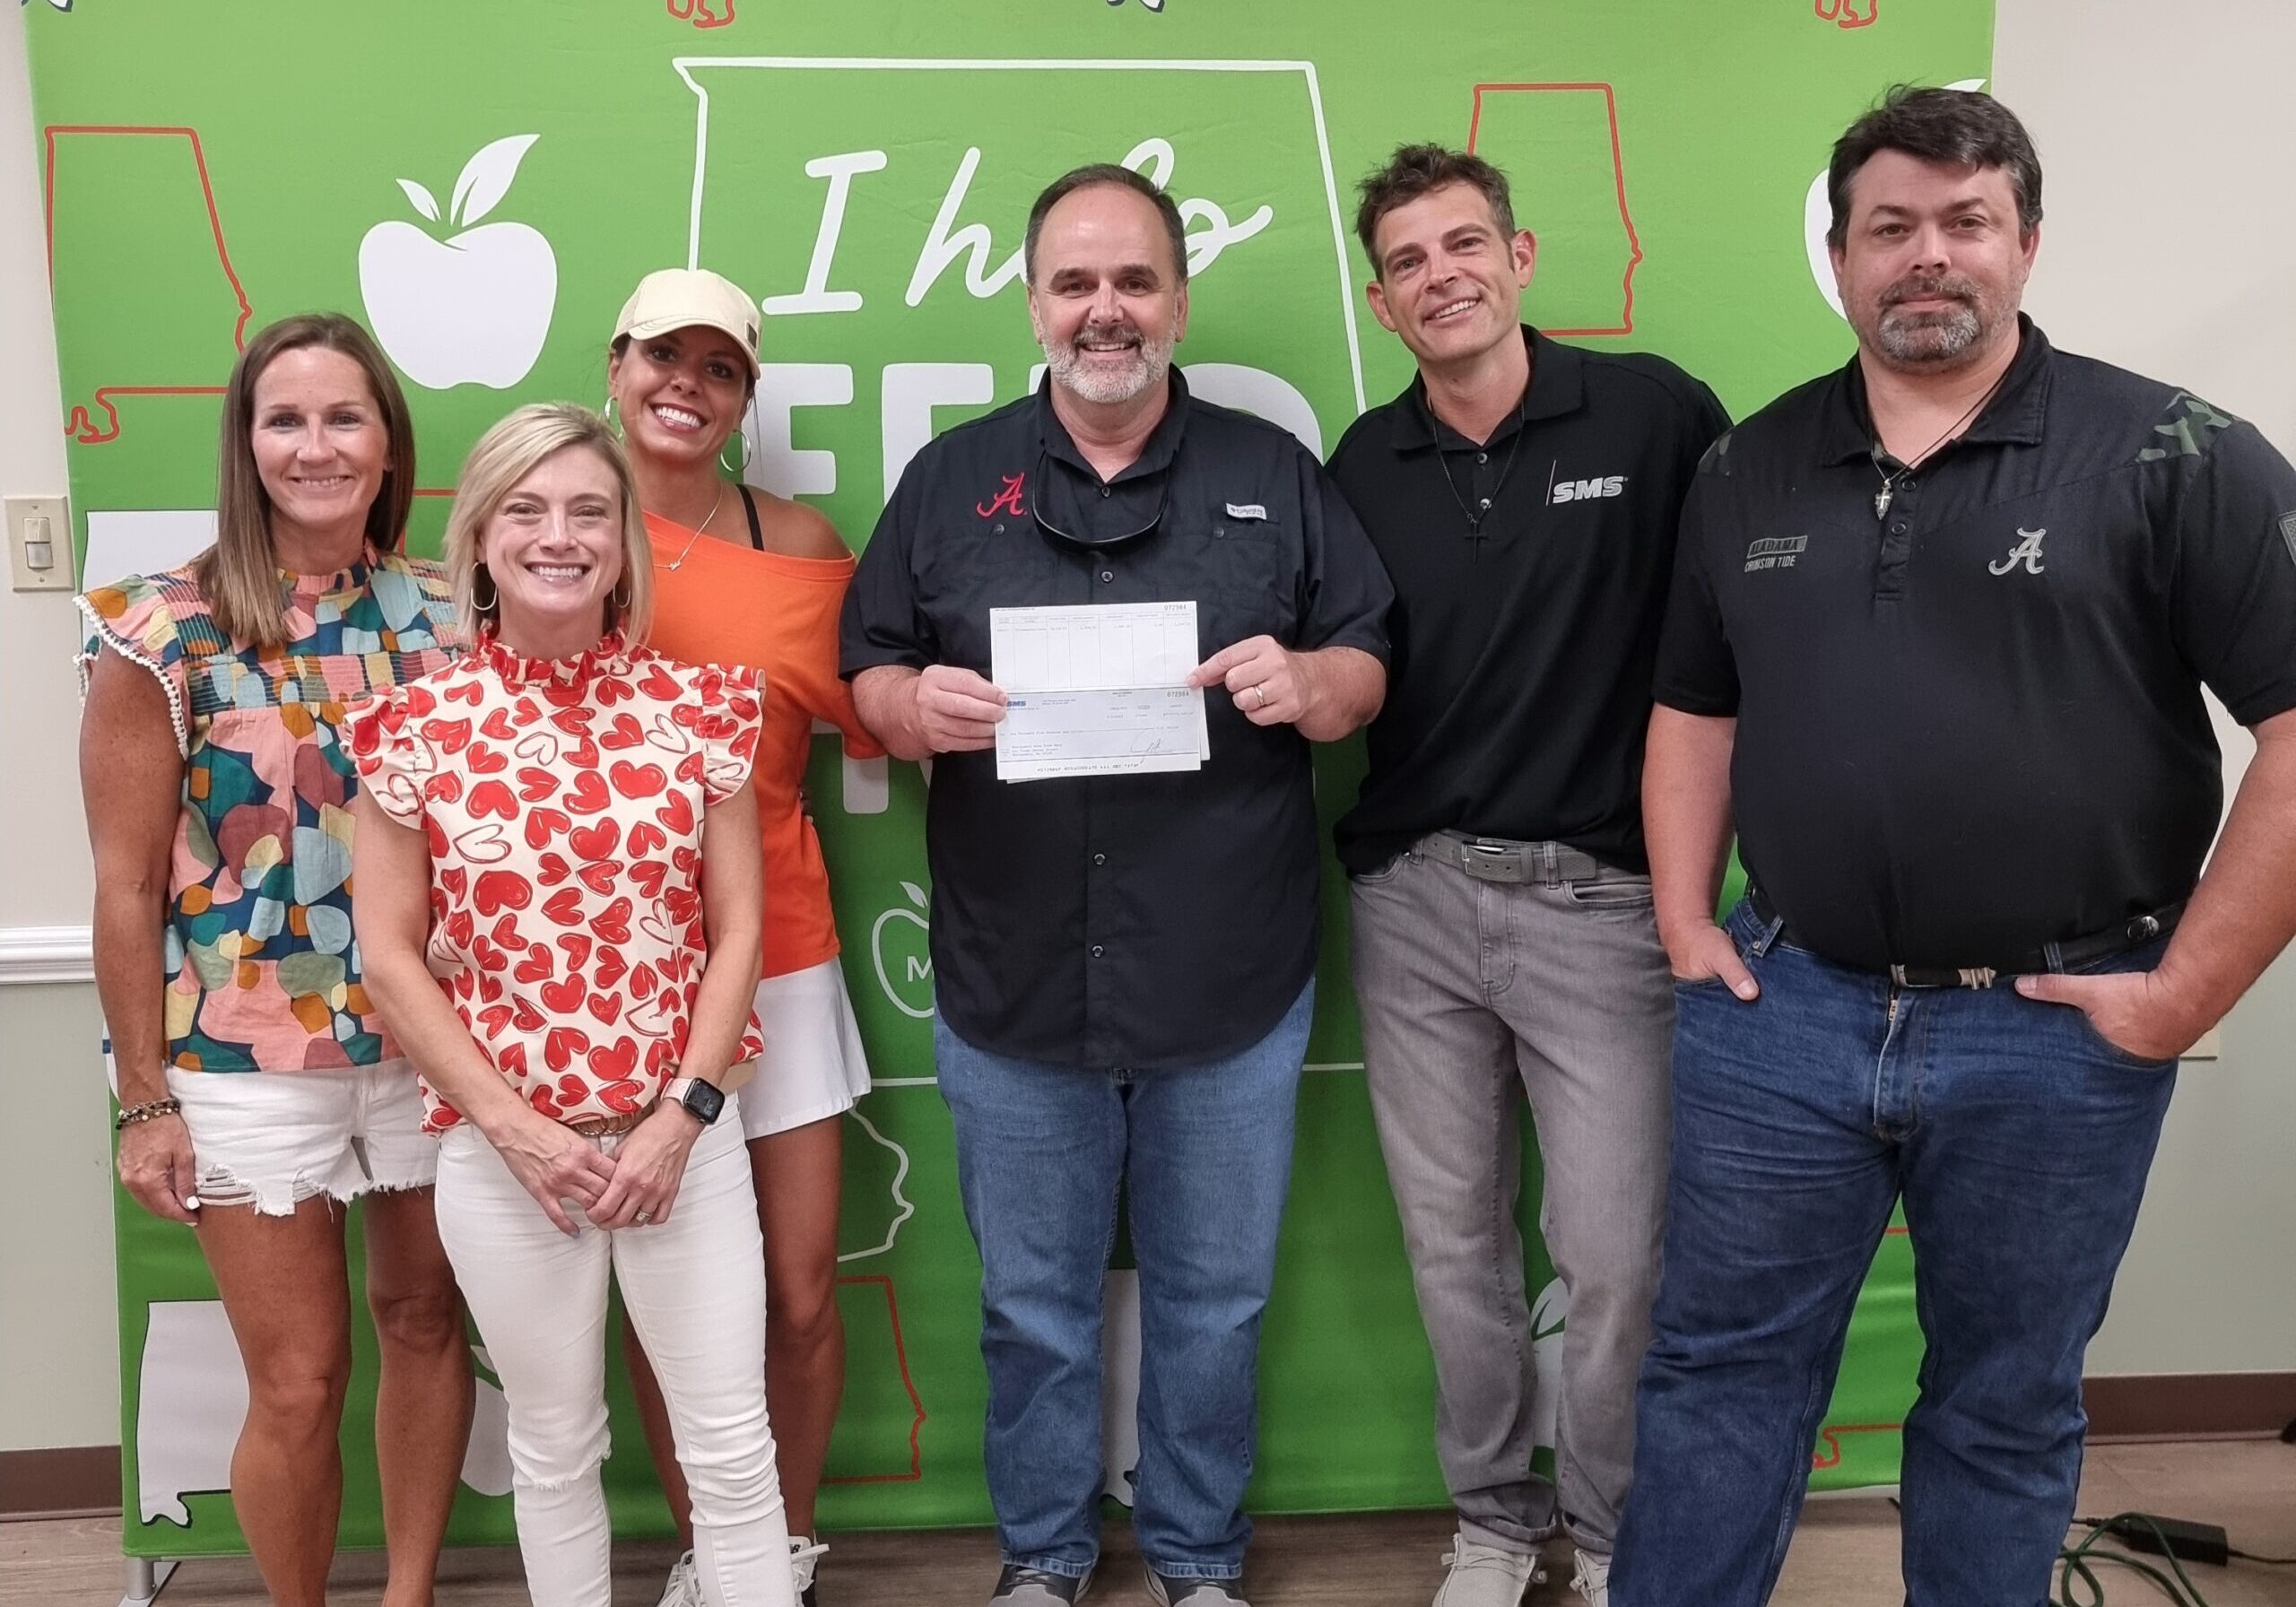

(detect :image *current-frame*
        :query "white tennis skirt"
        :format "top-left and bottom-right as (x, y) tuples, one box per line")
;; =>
(732, 957), (875, 1140)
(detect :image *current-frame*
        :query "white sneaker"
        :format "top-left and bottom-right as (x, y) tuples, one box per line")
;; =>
(791, 1533), (829, 1604)
(654, 1548), (703, 1607)
(1570, 1549), (1610, 1607)
(1432, 1529), (1544, 1607)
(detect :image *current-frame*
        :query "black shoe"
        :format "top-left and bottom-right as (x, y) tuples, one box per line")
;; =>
(988, 1562), (1096, 1603)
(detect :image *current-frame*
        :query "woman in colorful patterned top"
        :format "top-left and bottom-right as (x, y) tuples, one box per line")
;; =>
(77, 313), (473, 1607)
(350, 404), (795, 1607)
(605, 266), (880, 1607)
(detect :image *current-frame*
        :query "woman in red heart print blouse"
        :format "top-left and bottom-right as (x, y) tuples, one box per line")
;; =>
(349, 403), (797, 1607)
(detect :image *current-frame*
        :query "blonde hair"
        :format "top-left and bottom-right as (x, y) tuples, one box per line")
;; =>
(442, 404), (654, 647)
(198, 314), (415, 649)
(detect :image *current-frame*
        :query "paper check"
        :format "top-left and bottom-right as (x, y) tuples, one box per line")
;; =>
(990, 602), (1209, 781)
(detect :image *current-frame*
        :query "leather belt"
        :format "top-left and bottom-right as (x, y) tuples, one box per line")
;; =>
(564, 1104), (653, 1137)
(1745, 885), (2182, 989)
(1427, 831), (1607, 887)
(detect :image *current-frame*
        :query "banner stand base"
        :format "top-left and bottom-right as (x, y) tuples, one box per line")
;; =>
(119, 1556), (177, 1607)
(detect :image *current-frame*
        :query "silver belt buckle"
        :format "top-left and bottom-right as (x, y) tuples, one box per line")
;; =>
(1457, 840), (1529, 884)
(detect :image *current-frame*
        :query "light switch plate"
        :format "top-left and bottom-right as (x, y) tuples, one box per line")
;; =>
(6, 495), (74, 592)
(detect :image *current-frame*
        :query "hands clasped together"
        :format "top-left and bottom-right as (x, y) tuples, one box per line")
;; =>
(491, 1102), (707, 1237)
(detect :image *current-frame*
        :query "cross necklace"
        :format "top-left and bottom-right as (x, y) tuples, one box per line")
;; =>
(1870, 364), (2011, 521)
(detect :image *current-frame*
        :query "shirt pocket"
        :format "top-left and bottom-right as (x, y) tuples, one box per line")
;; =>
(1195, 507), (1296, 652)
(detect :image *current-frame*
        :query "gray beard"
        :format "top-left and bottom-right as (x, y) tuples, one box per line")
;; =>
(1043, 334), (1173, 405)
(1874, 300), (1986, 365)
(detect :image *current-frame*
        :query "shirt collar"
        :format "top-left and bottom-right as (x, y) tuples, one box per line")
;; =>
(1032, 366), (1194, 484)
(475, 628), (634, 691)
(1819, 313), (2055, 465)
(1389, 326), (1583, 453)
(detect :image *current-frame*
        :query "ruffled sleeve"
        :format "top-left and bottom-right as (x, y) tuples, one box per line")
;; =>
(76, 574), (191, 759)
(692, 662), (765, 804)
(344, 681), (437, 826)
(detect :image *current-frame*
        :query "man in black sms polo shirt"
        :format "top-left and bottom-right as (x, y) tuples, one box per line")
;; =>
(1612, 90), (2296, 1607)
(1326, 146), (1726, 1607)
(841, 164), (1390, 1607)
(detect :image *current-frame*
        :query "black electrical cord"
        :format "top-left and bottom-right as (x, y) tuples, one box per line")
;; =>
(2058, 1514), (2212, 1607)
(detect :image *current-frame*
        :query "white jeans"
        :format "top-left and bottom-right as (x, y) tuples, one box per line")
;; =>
(436, 1117), (794, 1607)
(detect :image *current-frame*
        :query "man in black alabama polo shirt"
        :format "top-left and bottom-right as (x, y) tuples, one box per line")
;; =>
(1325, 145), (1726, 1607)
(841, 164), (1389, 1607)
(1611, 91), (2296, 1607)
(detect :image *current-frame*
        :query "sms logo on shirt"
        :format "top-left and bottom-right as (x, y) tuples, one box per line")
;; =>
(1552, 474), (1627, 503)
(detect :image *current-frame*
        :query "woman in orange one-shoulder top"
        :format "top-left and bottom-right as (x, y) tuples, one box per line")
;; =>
(604, 266), (883, 1607)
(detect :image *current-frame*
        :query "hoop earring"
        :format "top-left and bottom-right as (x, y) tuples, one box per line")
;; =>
(472, 563), (499, 614)
(603, 395), (624, 439)
(719, 427), (752, 480)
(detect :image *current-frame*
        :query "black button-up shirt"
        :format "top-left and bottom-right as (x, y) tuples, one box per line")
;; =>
(1328, 327), (1727, 875)
(1656, 318), (2296, 972)
(841, 372), (1393, 1067)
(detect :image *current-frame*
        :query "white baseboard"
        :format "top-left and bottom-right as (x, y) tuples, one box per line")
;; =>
(0, 925), (95, 985)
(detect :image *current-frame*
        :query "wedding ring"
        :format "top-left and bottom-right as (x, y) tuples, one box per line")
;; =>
(634, 1209), (653, 1225)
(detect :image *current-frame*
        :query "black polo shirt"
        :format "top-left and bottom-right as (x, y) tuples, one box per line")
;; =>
(840, 371), (1393, 1068)
(1656, 317), (2296, 972)
(1328, 327), (1727, 875)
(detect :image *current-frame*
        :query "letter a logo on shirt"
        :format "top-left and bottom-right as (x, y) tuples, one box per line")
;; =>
(977, 473), (1028, 519)
(1989, 526), (2047, 576)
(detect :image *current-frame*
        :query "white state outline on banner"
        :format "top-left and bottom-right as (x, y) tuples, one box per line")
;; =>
(671, 56), (1367, 416)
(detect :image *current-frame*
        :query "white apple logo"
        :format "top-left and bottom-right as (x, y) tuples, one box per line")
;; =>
(870, 880), (935, 1021)
(359, 135), (557, 390)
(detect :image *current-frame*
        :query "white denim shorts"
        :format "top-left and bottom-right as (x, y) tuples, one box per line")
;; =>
(733, 959), (874, 1140)
(165, 1061), (434, 1216)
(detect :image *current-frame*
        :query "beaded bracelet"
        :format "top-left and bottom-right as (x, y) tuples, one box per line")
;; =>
(115, 1097), (183, 1131)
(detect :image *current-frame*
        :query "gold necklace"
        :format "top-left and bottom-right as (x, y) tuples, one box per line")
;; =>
(665, 481), (727, 571)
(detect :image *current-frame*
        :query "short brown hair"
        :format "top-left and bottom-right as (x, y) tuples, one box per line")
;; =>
(442, 404), (654, 647)
(1024, 164), (1189, 284)
(1354, 144), (1516, 277)
(1828, 85), (2043, 249)
(197, 314), (414, 649)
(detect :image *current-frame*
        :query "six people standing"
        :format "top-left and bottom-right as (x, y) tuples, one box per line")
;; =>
(70, 87), (2296, 1607)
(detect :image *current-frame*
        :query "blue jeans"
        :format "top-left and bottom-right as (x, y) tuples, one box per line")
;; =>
(935, 980), (1313, 1583)
(1612, 899), (2177, 1607)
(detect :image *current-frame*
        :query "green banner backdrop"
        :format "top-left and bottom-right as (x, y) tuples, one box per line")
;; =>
(30, 0), (1990, 1557)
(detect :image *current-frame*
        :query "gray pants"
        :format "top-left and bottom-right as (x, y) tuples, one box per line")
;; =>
(1349, 840), (1674, 1556)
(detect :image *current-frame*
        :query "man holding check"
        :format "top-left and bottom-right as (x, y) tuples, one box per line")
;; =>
(841, 162), (1389, 1607)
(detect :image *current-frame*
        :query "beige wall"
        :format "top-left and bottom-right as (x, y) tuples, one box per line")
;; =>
(4, 1), (2293, 1454)
(0, 4), (113, 1455)
(1995, 0), (2296, 1376)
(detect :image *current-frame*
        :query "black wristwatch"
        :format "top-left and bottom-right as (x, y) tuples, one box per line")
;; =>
(662, 1077), (726, 1127)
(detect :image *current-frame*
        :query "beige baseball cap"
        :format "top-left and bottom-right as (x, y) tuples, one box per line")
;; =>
(612, 268), (761, 377)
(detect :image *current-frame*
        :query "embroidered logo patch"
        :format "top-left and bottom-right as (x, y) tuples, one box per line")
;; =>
(1225, 502), (1268, 521)
(1744, 534), (1807, 573)
(1989, 526), (2048, 577)
(976, 473), (1027, 519)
